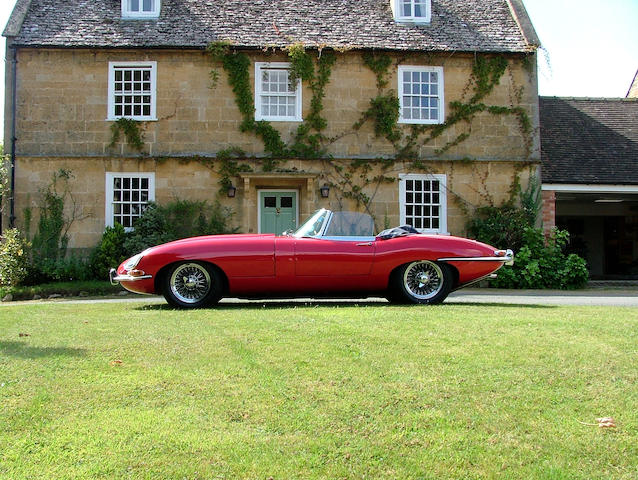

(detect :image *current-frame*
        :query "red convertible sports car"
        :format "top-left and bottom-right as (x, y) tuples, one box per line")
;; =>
(110, 209), (513, 308)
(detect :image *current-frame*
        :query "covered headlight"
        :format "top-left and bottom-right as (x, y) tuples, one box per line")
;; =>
(122, 250), (148, 271)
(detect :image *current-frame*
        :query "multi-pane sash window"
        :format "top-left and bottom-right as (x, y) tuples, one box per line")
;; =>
(108, 62), (157, 120)
(399, 174), (447, 234)
(122, 0), (160, 18)
(105, 173), (155, 230)
(394, 0), (431, 22)
(255, 62), (302, 121)
(398, 66), (444, 124)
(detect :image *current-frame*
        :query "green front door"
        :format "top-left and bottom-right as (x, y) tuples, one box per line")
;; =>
(259, 191), (297, 234)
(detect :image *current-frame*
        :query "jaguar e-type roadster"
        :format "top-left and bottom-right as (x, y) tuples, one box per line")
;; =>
(110, 209), (513, 308)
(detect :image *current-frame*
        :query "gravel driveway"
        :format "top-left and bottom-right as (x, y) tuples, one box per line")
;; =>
(2, 288), (637, 307)
(447, 288), (638, 307)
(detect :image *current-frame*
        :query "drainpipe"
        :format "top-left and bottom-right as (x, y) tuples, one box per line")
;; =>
(8, 45), (17, 228)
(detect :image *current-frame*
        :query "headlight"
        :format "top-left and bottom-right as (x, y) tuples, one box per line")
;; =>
(122, 251), (146, 271)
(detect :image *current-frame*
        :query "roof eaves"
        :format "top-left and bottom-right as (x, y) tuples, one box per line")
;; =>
(506, 0), (540, 49)
(6, 43), (536, 55)
(2, 0), (32, 38)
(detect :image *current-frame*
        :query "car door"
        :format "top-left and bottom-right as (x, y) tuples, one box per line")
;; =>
(294, 237), (376, 276)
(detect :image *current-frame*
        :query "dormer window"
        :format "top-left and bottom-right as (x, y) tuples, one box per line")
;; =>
(393, 0), (431, 23)
(122, 0), (160, 19)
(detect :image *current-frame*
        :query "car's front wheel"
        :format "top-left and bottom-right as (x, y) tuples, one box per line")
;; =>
(162, 262), (222, 309)
(390, 260), (452, 305)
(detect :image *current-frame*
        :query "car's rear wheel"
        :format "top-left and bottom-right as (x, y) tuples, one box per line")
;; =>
(162, 262), (222, 309)
(390, 260), (452, 305)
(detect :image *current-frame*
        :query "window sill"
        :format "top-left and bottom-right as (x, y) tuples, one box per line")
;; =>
(394, 18), (431, 25)
(398, 119), (443, 125)
(121, 13), (160, 19)
(107, 117), (157, 122)
(255, 117), (303, 123)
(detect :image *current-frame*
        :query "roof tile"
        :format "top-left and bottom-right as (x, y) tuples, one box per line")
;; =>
(5, 0), (536, 53)
(540, 97), (638, 185)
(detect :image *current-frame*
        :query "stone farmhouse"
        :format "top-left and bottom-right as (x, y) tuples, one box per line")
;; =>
(3, 0), (540, 251)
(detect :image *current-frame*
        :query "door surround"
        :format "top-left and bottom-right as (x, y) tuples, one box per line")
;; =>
(238, 172), (321, 233)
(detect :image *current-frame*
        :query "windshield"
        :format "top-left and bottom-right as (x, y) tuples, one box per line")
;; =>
(293, 209), (329, 238)
(291, 209), (377, 238)
(324, 211), (375, 237)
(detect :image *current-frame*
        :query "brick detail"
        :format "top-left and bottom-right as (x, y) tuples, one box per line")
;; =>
(541, 190), (556, 236)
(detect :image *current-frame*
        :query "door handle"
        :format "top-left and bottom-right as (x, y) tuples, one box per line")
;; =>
(356, 242), (373, 246)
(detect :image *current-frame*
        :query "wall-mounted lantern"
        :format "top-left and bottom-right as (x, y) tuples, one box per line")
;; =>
(227, 184), (237, 198)
(320, 184), (330, 198)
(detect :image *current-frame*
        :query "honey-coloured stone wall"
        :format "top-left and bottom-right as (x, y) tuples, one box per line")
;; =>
(5, 47), (540, 250)
(12, 156), (537, 250)
(10, 48), (539, 160)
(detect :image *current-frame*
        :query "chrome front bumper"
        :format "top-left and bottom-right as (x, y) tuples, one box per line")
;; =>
(109, 268), (153, 285)
(438, 249), (514, 266)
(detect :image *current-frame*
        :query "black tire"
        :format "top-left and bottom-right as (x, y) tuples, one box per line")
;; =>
(162, 262), (222, 309)
(389, 260), (453, 305)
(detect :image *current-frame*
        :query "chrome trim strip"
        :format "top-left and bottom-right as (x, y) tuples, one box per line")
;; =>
(438, 257), (509, 262)
(438, 249), (514, 265)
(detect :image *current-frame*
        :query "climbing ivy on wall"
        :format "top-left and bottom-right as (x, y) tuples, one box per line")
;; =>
(109, 118), (145, 152)
(205, 41), (535, 225)
(207, 41), (337, 167)
(353, 54), (533, 161)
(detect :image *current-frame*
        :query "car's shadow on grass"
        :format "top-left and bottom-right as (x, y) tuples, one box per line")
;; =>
(134, 300), (556, 311)
(0, 341), (86, 359)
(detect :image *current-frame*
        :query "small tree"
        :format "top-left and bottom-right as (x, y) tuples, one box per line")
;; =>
(24, 169), (91, 284)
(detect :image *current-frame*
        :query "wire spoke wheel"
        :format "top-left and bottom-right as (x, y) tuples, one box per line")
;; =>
(169, 263), (212, 304)
(403, 261), (444, 300)
(392, 260), (452, 304)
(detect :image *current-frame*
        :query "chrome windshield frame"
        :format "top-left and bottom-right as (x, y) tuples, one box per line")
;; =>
(292, 208), (333, 238)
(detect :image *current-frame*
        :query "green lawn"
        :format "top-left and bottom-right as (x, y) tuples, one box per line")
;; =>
(1, 301), (637, 479)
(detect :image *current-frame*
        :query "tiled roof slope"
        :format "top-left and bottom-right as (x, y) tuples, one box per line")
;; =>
(540, 97), (638, 185)
(4, 0), (537, 53)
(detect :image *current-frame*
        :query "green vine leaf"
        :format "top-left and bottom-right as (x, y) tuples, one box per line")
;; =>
(365, 93), (401, 142)
(109, 118), (145, 153)
(287, 43), (315, 84)
(362, 52), (393, 90)
(216, 147), (253, 192)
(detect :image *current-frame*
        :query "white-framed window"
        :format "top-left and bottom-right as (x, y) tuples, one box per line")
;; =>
(255, 62), (302, 122)
(121, 0), (161, 19)
(107, 62), (157, 121)
(105, 173), (155, 230)
(399, 173), (448, 234)
(393, 0), (431, 23)
(398, 66), (444, 124)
